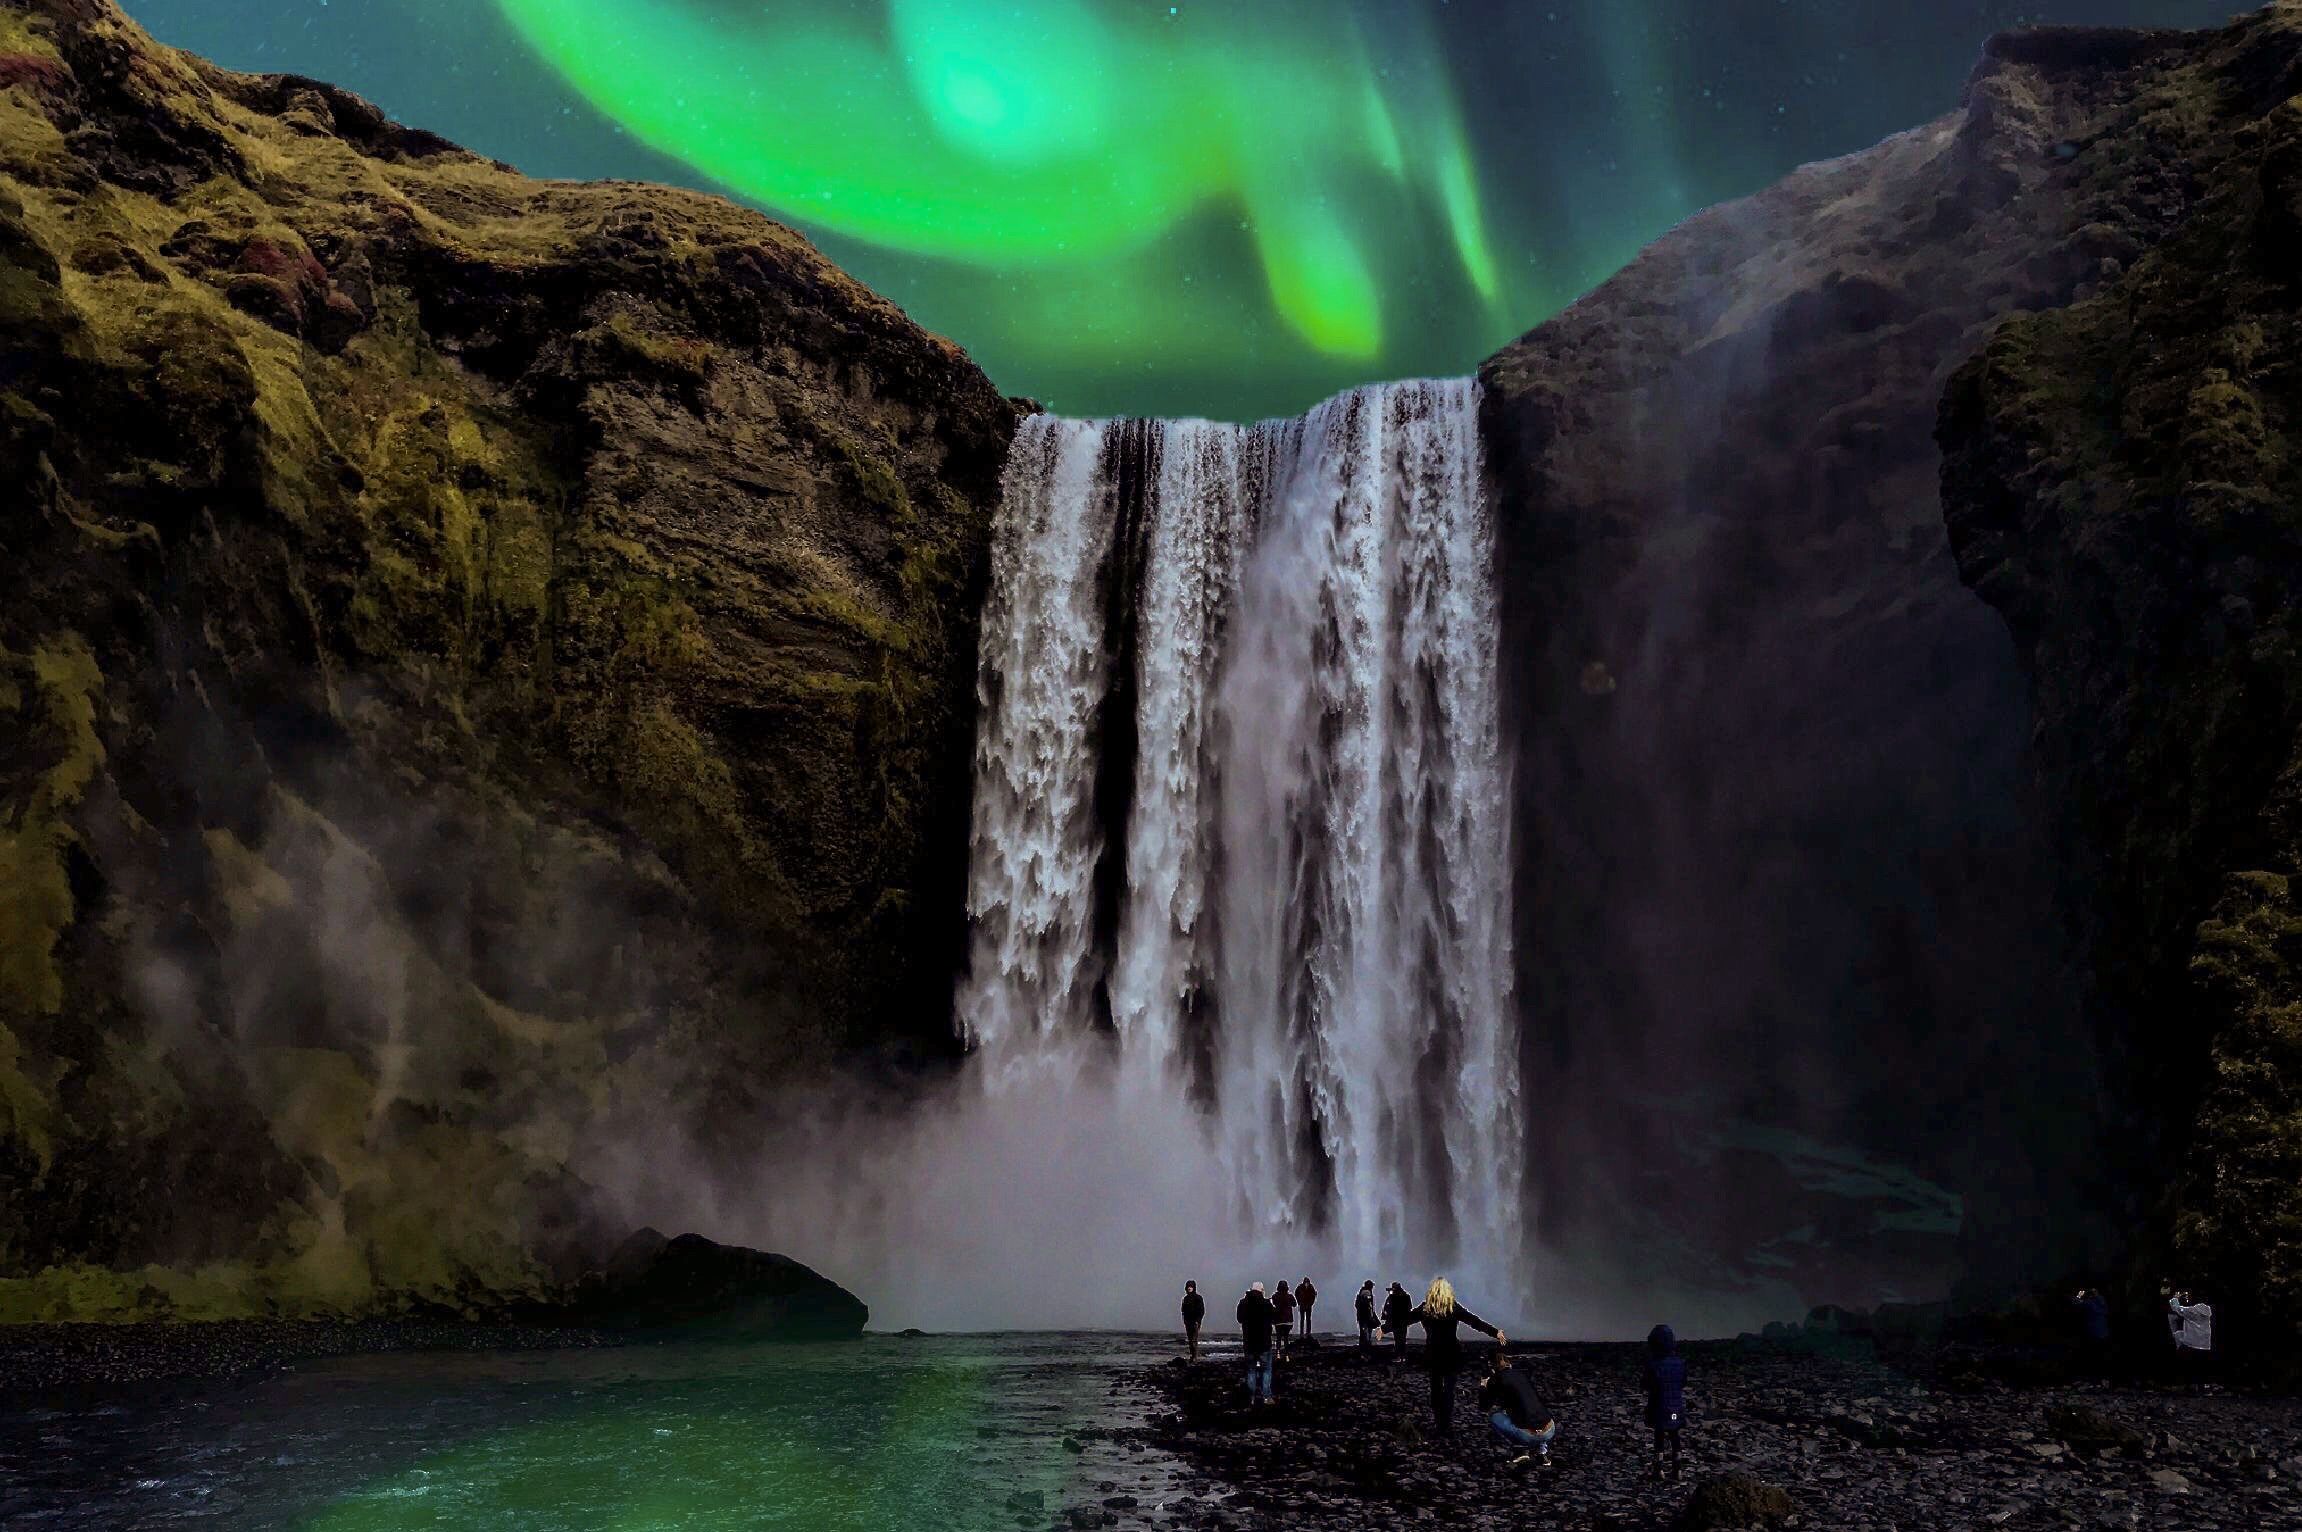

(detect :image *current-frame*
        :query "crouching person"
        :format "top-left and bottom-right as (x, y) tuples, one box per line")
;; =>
(1479, 1351), (1557, 1470)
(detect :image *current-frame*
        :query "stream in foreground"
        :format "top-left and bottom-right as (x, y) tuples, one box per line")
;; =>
(0, 1332), (1191, 1530)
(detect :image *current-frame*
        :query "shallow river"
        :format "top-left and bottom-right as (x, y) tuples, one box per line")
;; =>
(0, 1333), (1196, 1530)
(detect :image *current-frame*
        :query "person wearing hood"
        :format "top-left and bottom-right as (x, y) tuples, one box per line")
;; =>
(1381, 1282), (1414, 1360)
(1407, 1277), (1505, 1436)
(1238, 1282), (1277, 1404)
(1273, 1280), (1297, 1353)
(1297, 1276), (1319, 1340)
(1181, 1280), (1206, 1361)
(1355, 1280), (1379, 1355)
(1641, 1323), (1688, 1480)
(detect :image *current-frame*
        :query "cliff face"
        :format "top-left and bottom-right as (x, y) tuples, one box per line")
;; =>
(1479, 14), (2302, 1306)
(1939, 4), (2302, 1358)
(0, 0), (1018, 1317)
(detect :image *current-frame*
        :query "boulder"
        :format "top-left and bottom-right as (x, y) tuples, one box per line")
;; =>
(1677, 1473), (1795, 1530)
(569, 1229), (868, 1340)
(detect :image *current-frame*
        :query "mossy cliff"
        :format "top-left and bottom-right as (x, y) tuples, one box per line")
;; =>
(0, 0), (1018, 1318)
(1479, 8), (2302, 1317)
(1938, 1), (2302, 1363)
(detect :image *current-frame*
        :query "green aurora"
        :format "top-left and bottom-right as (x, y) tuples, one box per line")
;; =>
(118, 0), (2243, 418)
(495, 0), (1503, 372)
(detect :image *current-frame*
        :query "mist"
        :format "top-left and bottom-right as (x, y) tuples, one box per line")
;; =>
(580, 1039), (1831, 1340)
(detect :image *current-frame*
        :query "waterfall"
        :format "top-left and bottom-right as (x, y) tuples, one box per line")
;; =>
(960, 378), (1522, 1286)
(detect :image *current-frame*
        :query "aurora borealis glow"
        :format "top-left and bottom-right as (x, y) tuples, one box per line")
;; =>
(493, 0), (1501, 370)
(123, 0), (2239, 418)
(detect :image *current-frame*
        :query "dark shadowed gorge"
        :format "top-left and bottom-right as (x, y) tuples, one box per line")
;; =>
(1940, 7), (2302, 1358)
(1481, 8), (2302, 1351)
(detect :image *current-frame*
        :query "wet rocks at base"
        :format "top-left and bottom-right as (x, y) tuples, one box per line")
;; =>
(1102, 1340), (2302, 1532)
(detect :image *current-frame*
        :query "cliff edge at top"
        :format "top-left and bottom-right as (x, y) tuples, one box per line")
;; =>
(0, 0), (1018, 1319)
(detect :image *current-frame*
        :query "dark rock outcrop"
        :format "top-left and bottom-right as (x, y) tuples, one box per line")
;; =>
(1938, 1), (2302, 1365)
(560, 1228), (868, 1340)
(0, 0), (1016, 1317)
(1478, 11), (2301, 1308)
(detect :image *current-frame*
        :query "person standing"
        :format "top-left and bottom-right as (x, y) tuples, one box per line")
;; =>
(1355, 1280), (1379, 1355)
(1296, 1276), (1319, 1341)
(1181, 1280), (1206, 1361)
(1273, 1281), (1297, 1354)
(2071, 1288), (2111, 1377)
(1479, 1351), (1558, 1469)
(1238, 1282), (1277, 1405)
(2169, 1289), (2214, 1377)
(1408, 1277), (1504, 1437)
(1641, 1323), (1688, 1480)
(1382, 1282), (1414, 1361)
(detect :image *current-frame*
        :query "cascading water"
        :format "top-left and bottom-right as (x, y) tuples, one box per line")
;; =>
(960, 377), (1523, 1290)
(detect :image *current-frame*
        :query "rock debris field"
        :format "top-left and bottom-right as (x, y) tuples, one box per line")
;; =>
(1066, 1340), (2302, 1532)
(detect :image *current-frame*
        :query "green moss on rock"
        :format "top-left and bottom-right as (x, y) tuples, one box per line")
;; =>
(0, 0), (1019, 1318)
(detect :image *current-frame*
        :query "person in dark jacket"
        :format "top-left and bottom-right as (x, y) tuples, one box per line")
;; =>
(1479, 1352), (1558, 1468)
(1641, 1323), (1688, 1479)
(2071, 1288), (2110, 1376)
(1181, 1281), (1206, 1361)
(1273, 1281), (1297, 1353)
(1238, 1282), (1277, 1404)
(1409, 1277), (1505, 1436)
(1381, 1282), (1414, 1361)
(1297, 1276), (1319, 1340)
(1355, 1280), (1379, 1354)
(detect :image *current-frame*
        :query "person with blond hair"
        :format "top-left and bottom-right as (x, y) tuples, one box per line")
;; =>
(1408, 1277), (1505, 1437)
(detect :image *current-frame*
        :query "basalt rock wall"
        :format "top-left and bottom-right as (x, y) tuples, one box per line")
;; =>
(0, 0), (1017, 1318)
(1939, 2), (2302, 1361)
(1479, 9), (2302, 1316)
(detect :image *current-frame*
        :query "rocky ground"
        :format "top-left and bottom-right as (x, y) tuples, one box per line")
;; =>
(1108, 1340), (2302, 1532)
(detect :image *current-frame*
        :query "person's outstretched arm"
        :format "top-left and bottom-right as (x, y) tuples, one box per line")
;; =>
(1455, 1305), (1499, 1339)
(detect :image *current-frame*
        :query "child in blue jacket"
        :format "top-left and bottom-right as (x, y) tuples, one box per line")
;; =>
(1642, 1323), (1688, 1479)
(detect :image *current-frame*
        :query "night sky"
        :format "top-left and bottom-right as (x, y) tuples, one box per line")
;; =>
(121, 0), (2241, 419)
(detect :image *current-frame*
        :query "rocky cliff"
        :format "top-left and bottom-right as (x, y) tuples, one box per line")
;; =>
(1940, 3), (2302, 1361)
(0, 0), (1017, 1318)
(1480, 9), (2302, 1316)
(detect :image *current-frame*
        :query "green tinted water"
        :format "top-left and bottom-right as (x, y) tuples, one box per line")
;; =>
(1, 1334), (1192, 1530)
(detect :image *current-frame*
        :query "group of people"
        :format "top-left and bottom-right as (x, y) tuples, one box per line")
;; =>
(2064, 1284), (2216, 1376)
(1180, 1276), (1318, 1361)
(1184, 1275), (1691, 1477)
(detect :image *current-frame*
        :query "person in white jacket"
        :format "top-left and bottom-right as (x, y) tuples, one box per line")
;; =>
(2169, 1290), (2214, 1370)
